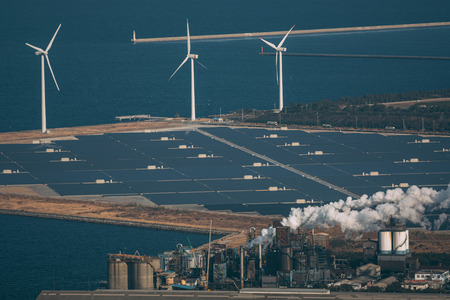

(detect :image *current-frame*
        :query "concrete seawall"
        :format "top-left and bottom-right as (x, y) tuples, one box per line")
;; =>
(133, 21), (450, 43)
(0, 209), (233, 235)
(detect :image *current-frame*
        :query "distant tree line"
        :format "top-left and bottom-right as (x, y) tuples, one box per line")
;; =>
(241, 89), (450, 133)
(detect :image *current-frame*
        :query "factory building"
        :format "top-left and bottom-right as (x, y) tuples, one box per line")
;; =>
(107, 221), (332, 290)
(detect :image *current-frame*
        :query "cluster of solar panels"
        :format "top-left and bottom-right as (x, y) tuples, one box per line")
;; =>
(0, 127), (449, 216)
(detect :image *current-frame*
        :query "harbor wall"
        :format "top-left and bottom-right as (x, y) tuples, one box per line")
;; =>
(133, 22), (450, 43)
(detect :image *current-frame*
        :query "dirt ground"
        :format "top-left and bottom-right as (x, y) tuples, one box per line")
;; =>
(0, 193), (273, 233)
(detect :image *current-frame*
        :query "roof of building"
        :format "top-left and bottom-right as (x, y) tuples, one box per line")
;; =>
(373, 276), (398, 287)
(357, 263), (381, 271)
(416, 269), (449, 275)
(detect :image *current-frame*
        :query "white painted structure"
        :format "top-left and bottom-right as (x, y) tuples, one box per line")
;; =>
(259, 25), (295, 112)
(415, 269), (449, 284)
(169, 19), (205, 121)
(26, 24), (61, 134)
(378, 230), (392, 254)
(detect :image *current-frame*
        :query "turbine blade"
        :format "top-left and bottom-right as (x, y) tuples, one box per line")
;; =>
(169, 56), (189, 81)
(46, 24), (61, 52)
(277, 25), (295, 48)
(186, 18), (191, 55)
(45, 55), (60, 91)
(195, 59), (207, 69)
(260, 38), (277, 50)
(276, 51), (279, 85)
(26, 43), (44, 53)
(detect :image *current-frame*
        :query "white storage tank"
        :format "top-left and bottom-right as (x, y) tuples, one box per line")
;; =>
(393, 229), (409, 254)
(378, 230), (392, 254)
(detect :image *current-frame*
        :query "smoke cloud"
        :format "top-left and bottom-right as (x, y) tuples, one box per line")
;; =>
(281, 184), (450, 233)
(246, 226), (276, 249)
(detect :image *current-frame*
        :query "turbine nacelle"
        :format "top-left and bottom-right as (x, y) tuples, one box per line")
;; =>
(277, 47), (287, 52)
(189, 54), (199, 59)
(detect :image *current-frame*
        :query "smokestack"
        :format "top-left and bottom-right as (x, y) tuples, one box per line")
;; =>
(258, 244), (262, 270)
(240, 246), (244, 289)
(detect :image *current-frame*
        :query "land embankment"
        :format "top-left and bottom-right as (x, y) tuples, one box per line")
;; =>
(0, 120), (188, 144)
(0, 193), (272, 235)
(0, 193), (448, 253)
(134, 21), (450, 43)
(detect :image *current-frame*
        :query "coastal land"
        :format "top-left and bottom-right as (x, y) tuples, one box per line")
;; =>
(0, 107), (448, 252)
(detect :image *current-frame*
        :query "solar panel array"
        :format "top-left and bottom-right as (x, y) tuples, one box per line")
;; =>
(1, 127), (449, 216)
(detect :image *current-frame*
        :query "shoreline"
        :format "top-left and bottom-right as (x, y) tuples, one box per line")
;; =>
(0, 209), (234, 235)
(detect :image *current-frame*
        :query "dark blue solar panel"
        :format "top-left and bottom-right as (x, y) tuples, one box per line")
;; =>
(198, 178), (280, 191)
(221, 190), (304, 204)
(107, 169), (188, 182)
(0, 173), (40, 185)
(127, 180), (212, 194)
(49, 182), (135, 196)
(144, 192), (232, 205)
(33, 170), (110, 184)
(176, 166), (255, 180)
(1, 127), (447, 214)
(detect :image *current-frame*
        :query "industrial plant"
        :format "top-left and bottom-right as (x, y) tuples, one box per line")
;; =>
(106, 221), (448, 292)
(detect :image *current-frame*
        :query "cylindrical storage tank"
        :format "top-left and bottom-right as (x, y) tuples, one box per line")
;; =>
(378, 230), (392, 254)
(107, 259), (128, 289)
(393, 229), (409, 254)
(405, 229), (409, 253)
(280, 247), (293, 271)
(128, 262), (153, 290)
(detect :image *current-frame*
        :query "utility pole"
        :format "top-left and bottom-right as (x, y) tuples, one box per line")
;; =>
(422, 117), (425, 132)
(403, 118), (406, 131)
(316, 112), (319, 127)
(206, 220), (212, 290)
(355, 116), (358, 129)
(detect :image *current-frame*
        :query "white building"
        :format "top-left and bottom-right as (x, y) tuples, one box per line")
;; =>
(414, 269), (449, 284)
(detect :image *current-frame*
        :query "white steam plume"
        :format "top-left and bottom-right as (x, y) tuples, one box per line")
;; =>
(246, 226), (276, 249)
(281, 184), (450, 233)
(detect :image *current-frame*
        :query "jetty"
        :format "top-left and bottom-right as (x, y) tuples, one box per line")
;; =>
(132, 21), (450, 43)
(259, 52), (450, 61)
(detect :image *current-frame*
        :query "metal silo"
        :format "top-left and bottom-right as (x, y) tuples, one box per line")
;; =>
(107, 258), (128, 289)
(378, 230), (392, 254)
(128, 261), (154, 290)
(393, 229), (409, 254)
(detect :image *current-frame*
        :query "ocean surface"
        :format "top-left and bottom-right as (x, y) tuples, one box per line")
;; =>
(0, 214), (218, 300)
(0, 0), (450, 132)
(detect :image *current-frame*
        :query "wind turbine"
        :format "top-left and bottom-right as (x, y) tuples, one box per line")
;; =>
(260, 25), (295, 112)
(169, 19), (205, 121)
(26, 24), (61, 134)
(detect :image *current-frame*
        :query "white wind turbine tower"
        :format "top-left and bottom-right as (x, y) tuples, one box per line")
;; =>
(26, 24), (61, 134)
(169, 19), (205, 121)
(260, 25), (295, 112)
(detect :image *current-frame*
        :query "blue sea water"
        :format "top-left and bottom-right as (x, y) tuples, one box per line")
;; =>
(0, 214), (218, 300)
(0, 0), (450, 132)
